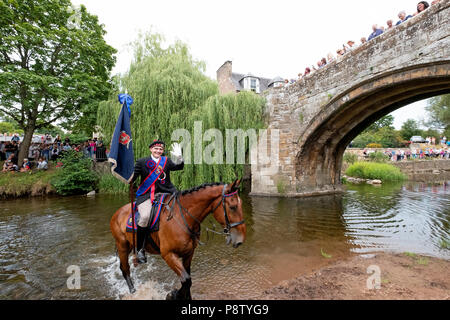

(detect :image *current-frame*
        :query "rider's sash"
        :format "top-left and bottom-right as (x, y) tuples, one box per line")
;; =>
(136, 156), (167, 201)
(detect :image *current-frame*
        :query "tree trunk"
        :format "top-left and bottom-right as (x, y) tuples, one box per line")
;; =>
(17, 126), (35, 168)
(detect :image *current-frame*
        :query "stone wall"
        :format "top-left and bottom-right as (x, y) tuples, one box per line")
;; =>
(392, 159), (450, 174)
(251, 1), (450, 197)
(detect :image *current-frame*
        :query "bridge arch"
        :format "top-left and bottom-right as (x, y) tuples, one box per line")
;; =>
(296, 63), (450, 194)
(250, 1), (450, 197)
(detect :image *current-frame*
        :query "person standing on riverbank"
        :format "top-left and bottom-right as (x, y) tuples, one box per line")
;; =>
(130, 140), (184, 264)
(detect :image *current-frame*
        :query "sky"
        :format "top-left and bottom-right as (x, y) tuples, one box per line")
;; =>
(71, 0), (433, 129)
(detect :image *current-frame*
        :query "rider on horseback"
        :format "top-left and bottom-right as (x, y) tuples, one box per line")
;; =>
(130, 139), (184, 264)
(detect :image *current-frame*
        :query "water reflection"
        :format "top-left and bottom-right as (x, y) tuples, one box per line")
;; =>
(0, 180), (448, 300)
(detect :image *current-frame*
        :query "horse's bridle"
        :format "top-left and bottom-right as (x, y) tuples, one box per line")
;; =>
(211, 184), (245, 234)
(169, 184), (245, 240)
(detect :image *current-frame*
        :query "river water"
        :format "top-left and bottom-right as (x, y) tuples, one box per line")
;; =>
(0, 180), (449, 300)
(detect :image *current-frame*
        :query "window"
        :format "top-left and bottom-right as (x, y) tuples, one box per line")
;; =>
(250, 79), (257, 92)
(244, 77), (260, 93)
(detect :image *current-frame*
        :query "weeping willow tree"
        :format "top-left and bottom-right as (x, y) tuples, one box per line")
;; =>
(97, 31), (266, 190)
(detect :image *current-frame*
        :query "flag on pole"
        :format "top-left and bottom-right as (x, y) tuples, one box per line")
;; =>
(108, 93), (135, 183)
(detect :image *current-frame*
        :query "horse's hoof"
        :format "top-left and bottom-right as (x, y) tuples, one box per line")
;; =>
(166, 289), (178, 300)
(129, 287), (136, 294)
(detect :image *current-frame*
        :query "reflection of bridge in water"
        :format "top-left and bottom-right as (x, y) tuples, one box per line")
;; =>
(251, 1), (450, 197)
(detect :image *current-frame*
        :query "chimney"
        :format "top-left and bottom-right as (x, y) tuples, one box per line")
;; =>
(217, 61), (235, 95)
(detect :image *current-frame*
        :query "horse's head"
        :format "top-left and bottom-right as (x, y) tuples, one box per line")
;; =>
(212, 179), (246, 248)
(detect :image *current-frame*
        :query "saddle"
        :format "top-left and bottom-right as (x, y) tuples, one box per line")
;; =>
(126, 193), (169, 233)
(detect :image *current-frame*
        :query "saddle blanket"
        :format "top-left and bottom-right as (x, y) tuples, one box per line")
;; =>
(126, 194), (168, 233)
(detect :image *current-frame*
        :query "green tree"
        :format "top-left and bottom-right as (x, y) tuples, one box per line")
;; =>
(0, 0), (116, 166)
(365, 115), (395, 133)
(400, 119), (423, 141)
(425, 94), (450, 137)
(97, 31), (266, 190)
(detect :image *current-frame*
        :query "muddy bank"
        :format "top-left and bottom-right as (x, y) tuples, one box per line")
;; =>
(258, 252), (449, 300)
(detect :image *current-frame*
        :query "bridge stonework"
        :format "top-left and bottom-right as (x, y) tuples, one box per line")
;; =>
(251, 1), (450, 197)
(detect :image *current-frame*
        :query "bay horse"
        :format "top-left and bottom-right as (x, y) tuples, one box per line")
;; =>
(110, 179), (246, 300)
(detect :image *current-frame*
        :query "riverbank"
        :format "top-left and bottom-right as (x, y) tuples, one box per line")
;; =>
(258, 252), (449, 300)
(0, 166), (57, 198)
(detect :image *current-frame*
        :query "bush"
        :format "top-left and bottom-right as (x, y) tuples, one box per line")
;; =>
(366, 143), (382, 148)
(343, 152), (358, 164)
(368, 151), (389, 163)
(345, 162), (406, 181)
(51, 150), (98, 195)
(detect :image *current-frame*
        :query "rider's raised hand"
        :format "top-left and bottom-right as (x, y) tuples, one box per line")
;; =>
(170, 143), (183, 164)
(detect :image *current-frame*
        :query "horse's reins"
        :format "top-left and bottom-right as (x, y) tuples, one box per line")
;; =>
(163, 184), (245, 243)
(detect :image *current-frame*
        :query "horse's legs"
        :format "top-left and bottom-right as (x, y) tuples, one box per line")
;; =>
(117, 241), (136, 294)
(182, 254), (193, 300)
(162, 252), (191, 300)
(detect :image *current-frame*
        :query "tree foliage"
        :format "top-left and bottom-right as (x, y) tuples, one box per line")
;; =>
(97, 32), (266, 190)
(399, 119), (422, 141)
(365, 115), (394, 133)
(51, 150), (98, 195)
(425, 94), (450, 137)
(0, 0), (116, 164)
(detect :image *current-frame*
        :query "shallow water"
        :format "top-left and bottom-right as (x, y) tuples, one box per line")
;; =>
(0, 180), (448, 300)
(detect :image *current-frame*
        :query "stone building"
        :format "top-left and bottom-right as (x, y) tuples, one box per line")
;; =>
(216, 61), (284, 95)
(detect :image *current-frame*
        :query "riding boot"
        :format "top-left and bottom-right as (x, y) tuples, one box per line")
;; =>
(136, 226), (148, 264)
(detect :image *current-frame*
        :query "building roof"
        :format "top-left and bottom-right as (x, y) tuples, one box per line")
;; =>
(230, 72), (274, 92)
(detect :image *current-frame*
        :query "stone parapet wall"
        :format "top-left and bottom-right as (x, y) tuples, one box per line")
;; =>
(392, 159), (450, 173)
(251, 1), (450, 197)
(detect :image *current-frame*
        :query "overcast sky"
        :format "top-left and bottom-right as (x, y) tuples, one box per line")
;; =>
(71, 0), (434, 129)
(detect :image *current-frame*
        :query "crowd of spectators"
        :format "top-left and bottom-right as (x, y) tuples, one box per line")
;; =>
(384, 147), (450, 161)
(1, 134), (108, 173)
(292, 1), (441, 83)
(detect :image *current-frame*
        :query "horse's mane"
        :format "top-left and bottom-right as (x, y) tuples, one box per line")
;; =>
(179, 182), (224, 196)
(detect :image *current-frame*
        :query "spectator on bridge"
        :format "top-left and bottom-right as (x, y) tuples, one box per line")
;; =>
(368, 24), (384, 41)
(396, 11), (413, 25)
(303, 67), (311, 77)
(360, 37), (367, 45)
(327, 53), (335, 63)
(414, 1), (430, 16)
(431, 0), (441, 5)
(336, 48), (345, 61)
(321, 57), (327, 66)
(386, 19), (394, 30)
(346, 40), (356, 51)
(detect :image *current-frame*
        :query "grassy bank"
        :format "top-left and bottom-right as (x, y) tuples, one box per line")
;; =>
(0, 165), (58, 198)
(97, 173), (128, 194)
(345, 162), (407, 181)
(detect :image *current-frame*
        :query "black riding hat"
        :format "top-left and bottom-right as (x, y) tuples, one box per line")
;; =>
(149, 139), (165, 149)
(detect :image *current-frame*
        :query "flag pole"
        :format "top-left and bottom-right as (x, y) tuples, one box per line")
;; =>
(125, 89), (137, 260)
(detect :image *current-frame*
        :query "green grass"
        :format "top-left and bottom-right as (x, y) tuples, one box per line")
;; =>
(403, 252), (417, 258)
(321, 248), (332, 259)
(345, 162), (406, 181)
(98, 173), (129, 194)
(0, 163), (58, 198)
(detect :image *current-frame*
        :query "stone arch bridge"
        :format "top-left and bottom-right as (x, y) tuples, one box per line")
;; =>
(250, 1), (450, 197)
